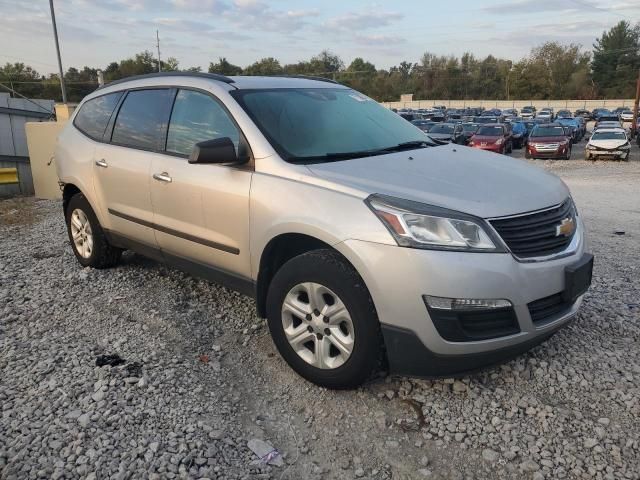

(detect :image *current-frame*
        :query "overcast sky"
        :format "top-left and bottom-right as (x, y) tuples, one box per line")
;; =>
(1, 0), (638, 75)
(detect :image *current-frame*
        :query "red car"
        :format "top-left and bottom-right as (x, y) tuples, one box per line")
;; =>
(525, 124), (572, 160)
(468, 124), (512, 154)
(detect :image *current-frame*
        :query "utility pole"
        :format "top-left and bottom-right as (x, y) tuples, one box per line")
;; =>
(631, 68), (640, 139)
(156, 30), (162, 73)
(49, 0), (67, 103)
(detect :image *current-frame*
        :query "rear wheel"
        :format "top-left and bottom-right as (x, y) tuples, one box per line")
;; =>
(65, 193), (122, 268)
(266, 249), (383, 389)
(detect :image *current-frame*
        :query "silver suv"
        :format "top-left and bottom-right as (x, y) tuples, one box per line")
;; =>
(55, 73), (593, 389)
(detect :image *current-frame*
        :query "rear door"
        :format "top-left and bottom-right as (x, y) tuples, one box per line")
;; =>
(93, 88), (174, 250)
(149, 88), (253, 279)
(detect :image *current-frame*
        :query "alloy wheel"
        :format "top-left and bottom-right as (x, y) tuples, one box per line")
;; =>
(281, 282), (354, 369)
(70, 208), (93, 259)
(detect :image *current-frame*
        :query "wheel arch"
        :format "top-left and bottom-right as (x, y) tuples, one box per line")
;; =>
(255, 232), (369, 320)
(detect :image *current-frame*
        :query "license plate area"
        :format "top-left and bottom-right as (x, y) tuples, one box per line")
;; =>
(563, 253), (594, 302)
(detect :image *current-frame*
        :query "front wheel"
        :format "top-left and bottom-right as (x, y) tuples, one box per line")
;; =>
(65, 193), (122, 268)
(266, 249), (383, 389)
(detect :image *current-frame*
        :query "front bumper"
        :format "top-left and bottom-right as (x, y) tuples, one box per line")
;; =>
(471, 143), (502, 152)
(586, 147), (630, 159)
(339, 219), (589, 376)
(527, 144), (569, 158)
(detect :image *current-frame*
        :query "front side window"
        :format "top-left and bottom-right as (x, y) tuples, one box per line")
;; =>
(74, 92), (122, 140)
(232, 88), (430, 162)
(166, 89), (240, 156)
(111, 89), (173, 150)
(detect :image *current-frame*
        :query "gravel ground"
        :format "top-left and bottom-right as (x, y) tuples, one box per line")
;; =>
(1, 146), (639, 479)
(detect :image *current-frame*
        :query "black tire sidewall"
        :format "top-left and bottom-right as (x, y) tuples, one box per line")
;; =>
(266, 250), (381, 389)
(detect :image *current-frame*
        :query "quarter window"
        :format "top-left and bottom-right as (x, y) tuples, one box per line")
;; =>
(111, 89), (172, 150)
(166, 89), (239, 156)
(73, 92), (122, 140)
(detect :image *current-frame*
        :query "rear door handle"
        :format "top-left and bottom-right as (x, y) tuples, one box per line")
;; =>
(95, 159), (108, 168)
(152, 172), (172, 183)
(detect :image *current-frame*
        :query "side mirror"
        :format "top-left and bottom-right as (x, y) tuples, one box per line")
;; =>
(189, 137), (249, 165)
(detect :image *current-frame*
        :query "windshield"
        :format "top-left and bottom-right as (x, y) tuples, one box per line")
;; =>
(232, 88), (431, 162)
(531, 126), (565, 137)
(429, 124), (454, 134)
(592, 131), (627, 140)
(462, 124), (479, 132)
(477, 126), (503, 136)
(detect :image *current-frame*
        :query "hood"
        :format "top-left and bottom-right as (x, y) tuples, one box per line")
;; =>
(589, 139), (628, 149)
(529, 136), (567, 143)
(306, 144), (568, 218)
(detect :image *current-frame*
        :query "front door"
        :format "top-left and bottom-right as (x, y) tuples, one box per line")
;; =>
(149, 89), (252, 279)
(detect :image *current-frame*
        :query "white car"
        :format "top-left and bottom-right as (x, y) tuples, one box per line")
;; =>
(537, 110), (553, 121)
(585, 128), (631, 161)
(620, 110), (634, 122)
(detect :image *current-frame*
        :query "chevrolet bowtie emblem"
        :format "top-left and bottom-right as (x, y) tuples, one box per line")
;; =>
(556, 217), (575, 237)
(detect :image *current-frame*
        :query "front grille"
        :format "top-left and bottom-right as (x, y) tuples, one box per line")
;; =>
(532, 143), (559, 150)
(528, 292), (574, 324)
(490, 199), (576, 258)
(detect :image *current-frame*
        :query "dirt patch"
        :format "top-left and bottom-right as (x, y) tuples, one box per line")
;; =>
(0, 196), (46, 227)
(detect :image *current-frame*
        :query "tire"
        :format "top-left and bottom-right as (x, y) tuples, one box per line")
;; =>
(266, 249), (383, 389)
(525, 150), (531, 159)
(65, 193), (122, 268)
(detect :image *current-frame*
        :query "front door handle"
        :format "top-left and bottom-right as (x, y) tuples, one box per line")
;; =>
(95, 159), (108, 168)
(153, 172), (172, 183)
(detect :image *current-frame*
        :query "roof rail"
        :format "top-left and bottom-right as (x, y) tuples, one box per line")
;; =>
(98, 71), (235, 90)
(274, 75), (339, 84)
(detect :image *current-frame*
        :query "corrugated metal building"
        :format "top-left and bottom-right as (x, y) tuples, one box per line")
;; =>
(0, 93), (55, 197)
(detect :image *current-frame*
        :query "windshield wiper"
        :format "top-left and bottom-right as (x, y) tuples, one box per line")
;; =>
(380, 140), (435, 151)
(288, 140), (435, 163)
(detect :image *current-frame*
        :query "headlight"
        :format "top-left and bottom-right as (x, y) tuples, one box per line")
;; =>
(495, 138), (504, 145)
(366, 194), (504, 252)
(621, 142), (631, 149)
(586, 145), (596, 150)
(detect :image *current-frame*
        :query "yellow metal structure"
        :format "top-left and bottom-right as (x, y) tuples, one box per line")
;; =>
(0, 167), (18, 184)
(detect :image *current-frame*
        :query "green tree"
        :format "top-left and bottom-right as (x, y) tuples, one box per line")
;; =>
(244, 57), (283, 76)
(208, 57), (242, 76)
(592, 21), (640, 97)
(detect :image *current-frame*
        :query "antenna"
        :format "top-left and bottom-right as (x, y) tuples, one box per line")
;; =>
(156, 30), (161, 73)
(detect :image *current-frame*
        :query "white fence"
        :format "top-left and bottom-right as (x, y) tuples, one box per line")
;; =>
(382, 99), (636, 110)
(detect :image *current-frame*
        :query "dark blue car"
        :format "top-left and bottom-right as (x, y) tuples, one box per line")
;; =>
(510, 121), (528, 148)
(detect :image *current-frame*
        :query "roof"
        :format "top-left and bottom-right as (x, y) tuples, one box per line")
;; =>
(99, 72), (344, 91)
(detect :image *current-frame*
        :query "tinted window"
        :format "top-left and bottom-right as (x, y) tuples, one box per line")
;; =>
(166, 90), (239, 156)
(74, 92), (122, 140)
(111, 89), (172, 150)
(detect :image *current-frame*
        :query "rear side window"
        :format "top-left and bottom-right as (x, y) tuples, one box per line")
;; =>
(166, 89), (239, 156)
(73, 92), (122, 140)
(111, 89), (173, 150)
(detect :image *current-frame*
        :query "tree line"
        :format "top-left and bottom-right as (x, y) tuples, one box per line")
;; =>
(1, 20), (638, 104)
